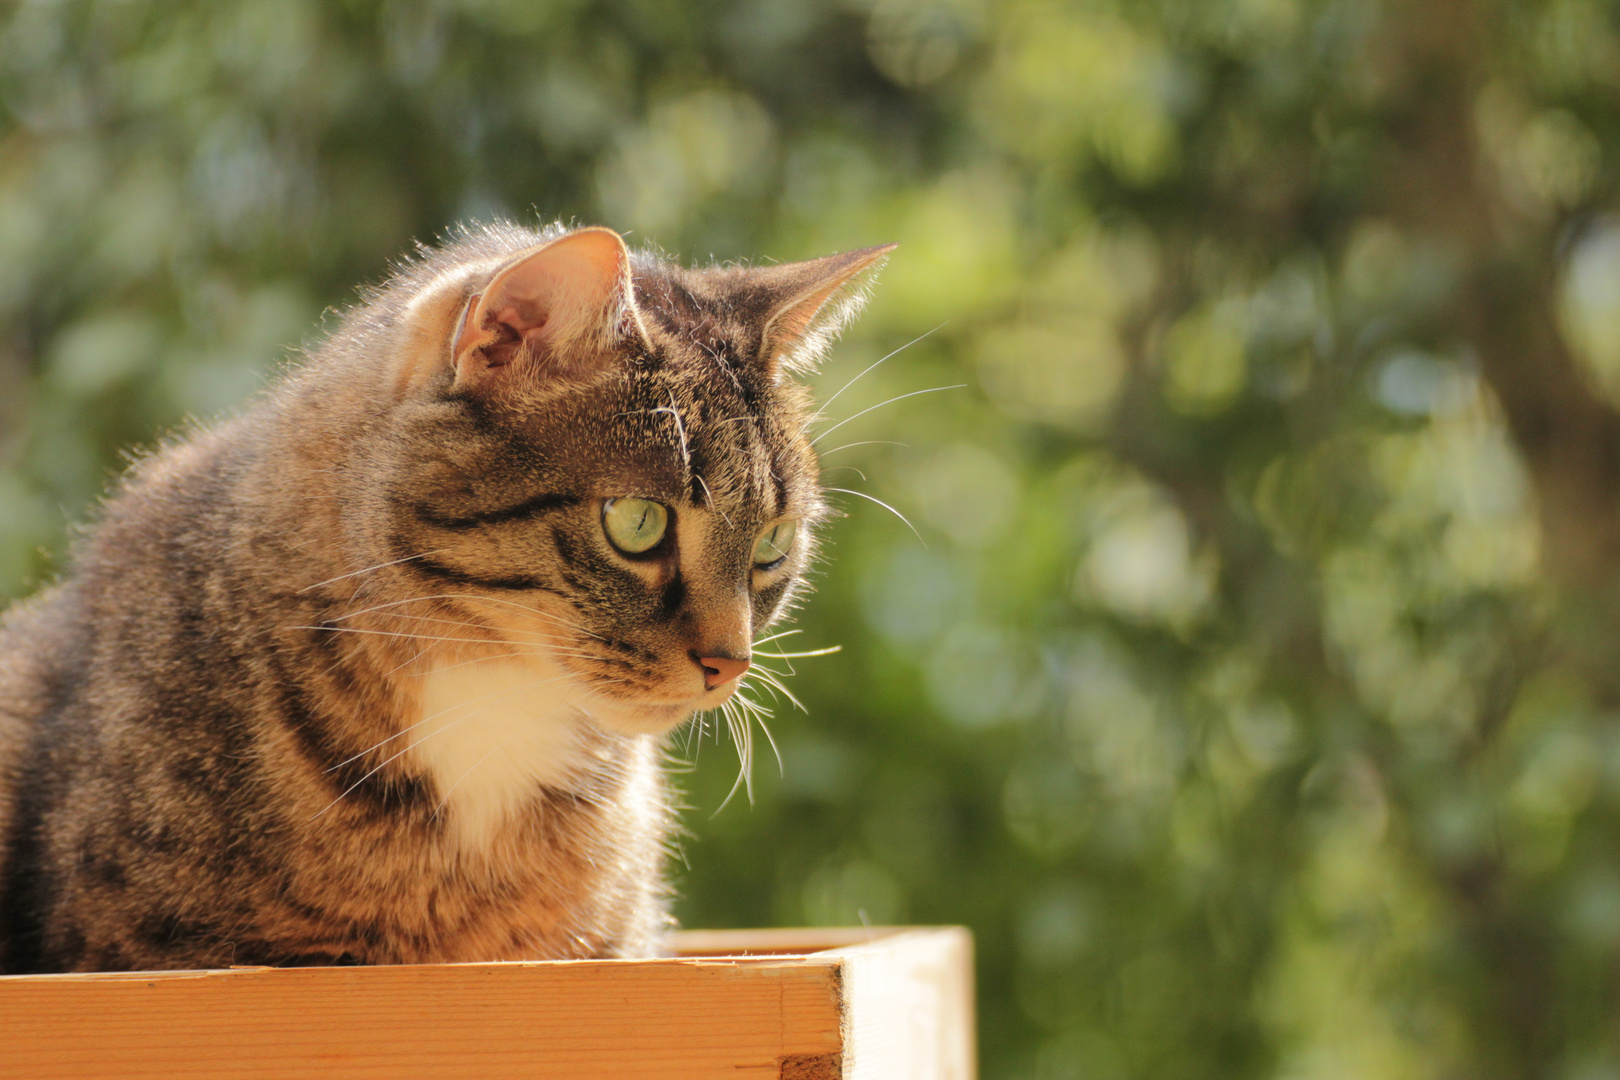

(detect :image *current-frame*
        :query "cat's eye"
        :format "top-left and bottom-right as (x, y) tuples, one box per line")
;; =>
(602, 498), (669, 555)
(752, 521), (797, 569)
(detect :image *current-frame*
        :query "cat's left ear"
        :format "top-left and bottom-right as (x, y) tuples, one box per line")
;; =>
(750, 243), (897, 381)
(451, 227), (650, 391)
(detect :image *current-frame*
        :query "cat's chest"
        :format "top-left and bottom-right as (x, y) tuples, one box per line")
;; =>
(409, 658), (589, 848)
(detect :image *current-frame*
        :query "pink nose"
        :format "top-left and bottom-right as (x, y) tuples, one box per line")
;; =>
(697, 654), (751, 689)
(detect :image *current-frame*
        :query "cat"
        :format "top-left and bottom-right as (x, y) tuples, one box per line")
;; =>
(0, 222), (891, 973)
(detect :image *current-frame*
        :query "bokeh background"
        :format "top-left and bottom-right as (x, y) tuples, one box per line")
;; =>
(6, 0), (1620, 1075)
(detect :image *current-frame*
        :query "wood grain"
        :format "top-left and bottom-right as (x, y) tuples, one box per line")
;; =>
(0, 927), (975, 1079)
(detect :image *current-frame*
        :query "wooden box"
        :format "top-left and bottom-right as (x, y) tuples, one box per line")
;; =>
(0, 925), (975, 1078)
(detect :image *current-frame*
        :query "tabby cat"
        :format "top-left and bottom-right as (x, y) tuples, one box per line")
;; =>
(0, 222), (891, 973)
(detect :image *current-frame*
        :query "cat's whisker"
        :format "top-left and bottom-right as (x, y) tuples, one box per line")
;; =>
(381, 645), (434, 679)
(297, 551), (447, 594)
(290, 624), (601, 664)
(673, 713), (701, 759)
(750, 628), (804, 647)
(742, 667), (807, 713)
(348, 610), (589, 652)
(695, 476), (732, 527)
(822, 466), (868, 482)
(750, 629), (804, 677)
(732, 690), (784, 777)
(817, 440), (908, 456)
(710, 699), (756, 815)
(354, 610), (515, 636)
(411, 651), (561, 675)
(647, 397), (691, 471)
(319, 598), (488, 631)
(462, 595), (608, 641)
(371, 593), (596, 637)
(821, 487), (926, 547)
(430, 748), (500, 823)
(754, 646), (842, 659)
(287, 625), (500, 648)
(809, 384), (966, 448)
(815, 322), (946, 418)
(326, 592), (601, 640)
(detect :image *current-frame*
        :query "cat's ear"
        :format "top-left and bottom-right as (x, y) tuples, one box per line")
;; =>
(451, 227), (650, 391)
(751, 243), (897, 380)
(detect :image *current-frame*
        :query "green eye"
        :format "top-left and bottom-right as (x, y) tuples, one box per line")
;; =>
(752, 521), (797, 568)
(602, 498), (669, 555)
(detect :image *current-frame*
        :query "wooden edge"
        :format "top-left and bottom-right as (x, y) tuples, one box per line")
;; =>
(819, 927), (977, 1080)
(0, 953), (847, 1080)
(0, 927), (910, 981)
(670, 925), (907, 957)
(0, 950), (841, 984)
(0, 927), (977, 1080)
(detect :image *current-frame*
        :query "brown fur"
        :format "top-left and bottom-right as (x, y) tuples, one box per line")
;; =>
(0, 222), (890, 972)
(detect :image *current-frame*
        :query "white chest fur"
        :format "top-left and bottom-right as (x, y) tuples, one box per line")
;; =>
(410, 657), (589, 849)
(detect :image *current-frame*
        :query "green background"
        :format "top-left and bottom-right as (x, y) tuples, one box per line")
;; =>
(6, 1), (1620, 1076)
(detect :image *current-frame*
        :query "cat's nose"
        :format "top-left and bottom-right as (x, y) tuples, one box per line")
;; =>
(694, 652), (751, 689)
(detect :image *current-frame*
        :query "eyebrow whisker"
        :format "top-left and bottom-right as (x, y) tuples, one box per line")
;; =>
(810, 385), (966, 448)
(816, 322), (946, 417)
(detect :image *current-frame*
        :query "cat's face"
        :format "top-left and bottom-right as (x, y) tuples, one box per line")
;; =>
(362, 228), (887, 736)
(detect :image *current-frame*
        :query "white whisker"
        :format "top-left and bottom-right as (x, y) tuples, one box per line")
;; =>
(817, 323), (945, 417)
(288, 625), (504, 648)
(711, 700), (752, 815)
(733, 691), (784, 776)
(818, 440), (908, 455)
(744, 666), (807, 714)
(431, 748), (500, 823)
(821, 487), (926, 546)
(755, 646), (842, 659)
(351, 611), (594, 653)
(464, 595), (605, 640)
(298, 551), (446, 594)
(810, 385), (966, 448)
(751, 628), (804, 647)
(696, 475), (732, 527)
(327, 592), (600, 639)
(651, 395), (691, 471)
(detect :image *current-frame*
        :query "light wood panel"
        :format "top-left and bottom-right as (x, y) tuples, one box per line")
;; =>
(0, 926), (975, 1079)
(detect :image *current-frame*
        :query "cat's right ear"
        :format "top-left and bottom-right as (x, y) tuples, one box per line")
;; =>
(451, 228), (649, 392)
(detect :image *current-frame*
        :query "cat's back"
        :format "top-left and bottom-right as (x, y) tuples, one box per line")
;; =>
(0, 424), (235, 850)
(0, 586), (82, 878)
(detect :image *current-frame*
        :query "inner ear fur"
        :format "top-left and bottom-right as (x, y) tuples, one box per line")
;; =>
(749, 243), (897, 380)
(451, 227), (650, 391)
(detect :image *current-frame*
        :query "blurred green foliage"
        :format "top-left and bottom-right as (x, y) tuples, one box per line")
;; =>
(8, 0), (1620, 1076)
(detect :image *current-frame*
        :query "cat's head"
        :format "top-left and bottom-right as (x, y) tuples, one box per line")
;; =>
(348, 225), (890, 736)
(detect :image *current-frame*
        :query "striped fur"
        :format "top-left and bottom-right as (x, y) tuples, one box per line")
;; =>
(0, 222), (890, 972)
